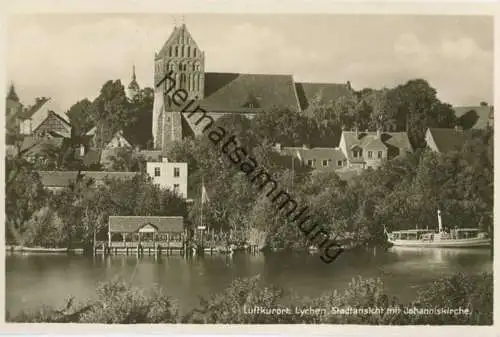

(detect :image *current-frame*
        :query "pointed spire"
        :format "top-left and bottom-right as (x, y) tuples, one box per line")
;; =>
(7, 83), (19, 102)
(132, 64), (136, 81)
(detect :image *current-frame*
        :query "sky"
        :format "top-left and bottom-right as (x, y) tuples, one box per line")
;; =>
(6, 14), (494, 112)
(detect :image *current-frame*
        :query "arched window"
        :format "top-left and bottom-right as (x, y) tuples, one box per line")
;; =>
(195, 73), (200, 91)
(195, 62), (201, 71)
(180, 73), (187, 89)
(175, 46), (178, 57)
(169, 47), (172, 57)
(187, 46), (191, 57)
(193, 48), (197, 57)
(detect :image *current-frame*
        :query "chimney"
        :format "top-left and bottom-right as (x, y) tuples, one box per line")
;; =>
(79, 144), (85, 157)
(275, 143), (281, 151)
(376, 127), (382, 138)
(354, 126), (359, 138)
(162, 156), (169, 163)
(454, 125), (463, 132)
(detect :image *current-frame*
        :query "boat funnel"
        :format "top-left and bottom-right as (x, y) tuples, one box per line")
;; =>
(437, 209), (443, 232)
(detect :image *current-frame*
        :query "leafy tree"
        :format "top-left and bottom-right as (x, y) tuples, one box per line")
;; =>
(66, 99), (93, 137)
(5, 157), (47, 244)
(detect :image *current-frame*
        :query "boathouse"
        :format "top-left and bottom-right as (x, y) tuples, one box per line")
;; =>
(107, 216), (185, 253)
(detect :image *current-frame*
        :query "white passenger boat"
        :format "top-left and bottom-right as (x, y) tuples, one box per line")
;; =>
(384, 210), (491, 248)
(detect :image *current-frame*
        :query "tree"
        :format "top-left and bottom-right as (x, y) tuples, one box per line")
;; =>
(66, 99), (93, 137)
(389, 79), (456, 148)
(124, 87), (154, 149)
(89, 80), (131, 148)
(5, 157), (47, 244)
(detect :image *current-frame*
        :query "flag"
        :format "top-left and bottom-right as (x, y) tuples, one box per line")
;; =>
(201, 182), (210, 204)
(296, 150), (303, 163)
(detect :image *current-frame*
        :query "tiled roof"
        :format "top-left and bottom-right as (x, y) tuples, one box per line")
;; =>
(20, 136), (66, 156)
(427, 128), (467, 153)
(363, 137), (387, 149)
(341, 131), (412, 161)
(295, 82), (354, 110)
(134, 150), (165, 162)
(18, 97), (50, 119)
(184, 72), (301, 113)
(453, 105), (494, 129)
(36, 171), (138, 188)
(109, 216), (184, 233)
(280, 146), (347, 171)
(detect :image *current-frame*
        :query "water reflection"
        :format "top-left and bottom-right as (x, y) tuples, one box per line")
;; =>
(6, 249), (493, 316)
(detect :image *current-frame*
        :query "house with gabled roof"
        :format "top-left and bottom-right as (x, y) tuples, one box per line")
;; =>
(152, 23), (354, 149)
(33, 110), (72, 138)
(17, 97), (70, 136)
(276, 144), (348, 172)
(425, 127), (467, 153)
(339, 129), (413, 169)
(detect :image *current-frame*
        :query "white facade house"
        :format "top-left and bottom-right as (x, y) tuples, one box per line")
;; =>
(146, 157), (188, 198)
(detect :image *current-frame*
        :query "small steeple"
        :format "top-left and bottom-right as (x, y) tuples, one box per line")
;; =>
(127, 64), (140, 100)
(7, 83), (19, 102)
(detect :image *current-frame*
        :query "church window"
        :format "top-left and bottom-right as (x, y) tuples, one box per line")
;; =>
(175, 46), (178, 57)
(180, 74), (187, 89)
(193, 48), (197, 57)
(187, 46), (191, 57)
(169, 47), (172, 57)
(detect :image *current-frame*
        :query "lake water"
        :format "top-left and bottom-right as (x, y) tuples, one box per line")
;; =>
(5, 247), (493, 315)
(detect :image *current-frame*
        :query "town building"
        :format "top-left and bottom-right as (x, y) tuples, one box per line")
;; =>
(338, 129), (413, 169)
(146, 157), (188, 198)
(6, 84), (23, 137)
(32, 110), (72, 138)
(425, 127), (467, 153)
(107, 216), (185, 249)
(17, 97), (71, 136)
(36, 171), (139, 191)
(453, 104), (494, 130)
(275, 144), (347, 172)
(152, 23), (354, 150)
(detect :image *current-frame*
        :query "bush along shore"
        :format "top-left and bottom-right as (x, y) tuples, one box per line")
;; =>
(7, 272), (492, 325)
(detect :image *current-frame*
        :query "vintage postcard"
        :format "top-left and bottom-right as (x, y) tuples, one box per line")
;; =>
(1, 1), (498, 336)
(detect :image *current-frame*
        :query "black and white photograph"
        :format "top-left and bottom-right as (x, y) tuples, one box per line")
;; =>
(3, 9), (494, 327)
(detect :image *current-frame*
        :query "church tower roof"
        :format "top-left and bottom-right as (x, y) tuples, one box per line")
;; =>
(7, 83), (20, 102)
(156, 23), (201, 59)
(128, 65), (140, 90)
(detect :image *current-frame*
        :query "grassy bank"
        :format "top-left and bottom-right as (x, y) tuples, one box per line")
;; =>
(7, 272), (492, 325)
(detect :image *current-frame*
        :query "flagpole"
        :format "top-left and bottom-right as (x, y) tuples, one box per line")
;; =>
(200, 177), (204, 250)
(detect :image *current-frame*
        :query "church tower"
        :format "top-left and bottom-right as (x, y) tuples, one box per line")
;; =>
(127, 65), (140, 100)
(152, 23), (205, 150)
